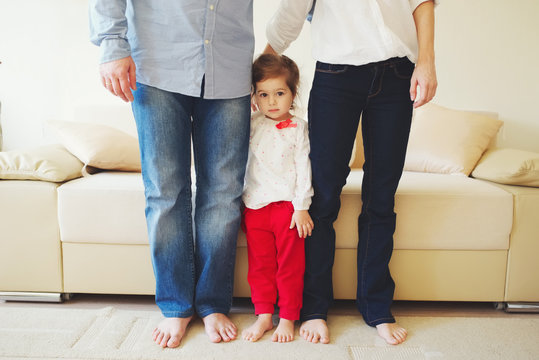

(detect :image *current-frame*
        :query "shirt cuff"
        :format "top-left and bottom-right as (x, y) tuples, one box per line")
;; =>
(292, 197), (312, 211)
(99, 38), (131, 64)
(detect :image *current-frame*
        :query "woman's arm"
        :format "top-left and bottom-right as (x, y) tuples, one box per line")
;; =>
(265, 0), (313, 54)
(410, 1), (438, 108)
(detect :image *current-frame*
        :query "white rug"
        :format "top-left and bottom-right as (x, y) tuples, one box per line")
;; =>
(0, 306), (538, 360)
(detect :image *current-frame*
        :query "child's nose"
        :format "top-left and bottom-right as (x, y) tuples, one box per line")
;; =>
(269, 96), (276, 105)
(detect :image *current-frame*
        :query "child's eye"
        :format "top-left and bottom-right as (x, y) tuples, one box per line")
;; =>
(259, 93), (268, 98)
(277, 91), (285, 96)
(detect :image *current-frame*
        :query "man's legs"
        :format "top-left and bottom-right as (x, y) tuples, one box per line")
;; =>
(356, 57), (415, 344)
(191, 95), (250, 342)
(132, 83), (196, 347)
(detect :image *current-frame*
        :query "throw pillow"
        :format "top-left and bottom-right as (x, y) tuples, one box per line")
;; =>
(48, 120), (141, 173)
(404, 103), (503, 176)
(0, 144), (83, 182)
(472, 148), (539, 187)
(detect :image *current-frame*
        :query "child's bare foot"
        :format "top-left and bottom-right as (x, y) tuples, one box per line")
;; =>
(202, 313), (237, 343)
(271, 318), (295, 342)
(299, 319), (330, 344)
(152, 316), (192, 348)
(376, 322), (407, 345)
(242, 313), (273, 342)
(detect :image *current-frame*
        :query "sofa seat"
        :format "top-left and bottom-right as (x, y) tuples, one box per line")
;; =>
(56, 169), (513, 301)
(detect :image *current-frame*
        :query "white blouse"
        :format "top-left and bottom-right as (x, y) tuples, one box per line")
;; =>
(243, 112), (313, 210)
(266, 0), (439, 66)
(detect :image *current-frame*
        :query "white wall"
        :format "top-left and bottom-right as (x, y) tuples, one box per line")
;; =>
(1, 0), (538, 152)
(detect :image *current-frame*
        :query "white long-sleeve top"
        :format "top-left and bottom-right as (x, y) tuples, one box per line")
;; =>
(266, 0), (439, 66)
(243, 112), (313, 210)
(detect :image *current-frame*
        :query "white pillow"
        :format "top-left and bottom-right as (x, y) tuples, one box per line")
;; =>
(404, 103), (503, 176)
(472, 148), (539, 187)
(0, 144), (83, 182)
(48, 120), (141, 174)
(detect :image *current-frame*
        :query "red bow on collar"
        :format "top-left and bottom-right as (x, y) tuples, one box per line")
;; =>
(276, 119), (297, 129)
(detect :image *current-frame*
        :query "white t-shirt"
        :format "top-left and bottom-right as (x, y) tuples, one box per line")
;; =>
(266, 0), (439, 66)
(243, 112), (313, 210)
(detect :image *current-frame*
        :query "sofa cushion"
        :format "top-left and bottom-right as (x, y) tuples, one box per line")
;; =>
(472, 148), (539, 187)
(0, 144), (83, 182)
(333, 170), (512, 251)
(58, 170), (512, 251)
(58, 172), (148, 244)
(48, 120), (141, 174)
(404, 103), (503, 176)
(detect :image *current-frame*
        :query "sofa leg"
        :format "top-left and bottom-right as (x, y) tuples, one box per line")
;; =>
(0, 292), (67, 303)
(504, 302), (539, 313)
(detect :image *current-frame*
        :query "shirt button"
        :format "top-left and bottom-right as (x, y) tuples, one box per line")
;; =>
(210, 4), (215, 10)
(204, 40), (210, 45)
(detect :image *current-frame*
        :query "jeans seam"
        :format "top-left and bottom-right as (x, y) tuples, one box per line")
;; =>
(361, 114), (374, 322)
(367, 66), (386, 99)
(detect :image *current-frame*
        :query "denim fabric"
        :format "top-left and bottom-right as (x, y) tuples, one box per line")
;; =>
(302, 57), (414, 326)
(131, 83), (250, 318)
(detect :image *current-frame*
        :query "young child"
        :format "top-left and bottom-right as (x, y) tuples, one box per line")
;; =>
(242, 54), (314, 343)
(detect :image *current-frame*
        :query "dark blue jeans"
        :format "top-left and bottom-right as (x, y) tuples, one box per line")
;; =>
(302, 57), (414, 327)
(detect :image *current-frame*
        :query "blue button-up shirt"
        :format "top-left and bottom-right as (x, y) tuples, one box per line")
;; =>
(89, 1), (254, 99)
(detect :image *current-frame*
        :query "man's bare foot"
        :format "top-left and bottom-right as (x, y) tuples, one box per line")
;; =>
(299, 319), (330, 344)
(271, 318), (295, 342)
(242, 313), (273, 342)
(152, 316), (192, 348)
(202, 313), (238, 343)
(376, 322), (407, 345)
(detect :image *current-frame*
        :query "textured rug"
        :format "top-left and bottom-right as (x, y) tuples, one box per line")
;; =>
(0, 306), (538, 360)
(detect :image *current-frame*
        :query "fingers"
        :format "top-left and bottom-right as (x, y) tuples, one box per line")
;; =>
(409, 75), (418, 103)
(100, 56), (136, 102)
(413, 79), (437, 108)
(296, 222), (314, 238)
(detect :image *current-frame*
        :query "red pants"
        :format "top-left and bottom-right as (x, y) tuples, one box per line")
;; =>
(243, 201), (305, 320)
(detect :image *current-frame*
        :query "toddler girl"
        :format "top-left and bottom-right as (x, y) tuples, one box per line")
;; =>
(242, 54), (313, 343)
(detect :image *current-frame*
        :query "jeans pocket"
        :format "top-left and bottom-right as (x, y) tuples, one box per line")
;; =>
(391, 59), (415, 80)
(315, 61), (348, 74)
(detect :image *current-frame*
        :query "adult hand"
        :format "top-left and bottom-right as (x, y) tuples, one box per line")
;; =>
(290, 210), (314, 238)
(410, 60), (437, 108)
(99, 56), (137, 102)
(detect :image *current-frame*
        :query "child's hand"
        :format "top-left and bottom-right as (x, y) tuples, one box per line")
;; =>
(290, 210), (314, 238)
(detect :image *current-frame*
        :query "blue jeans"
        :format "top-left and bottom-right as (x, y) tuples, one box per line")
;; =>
(131, 83), (250, 318)
(302, 57), (414, 326)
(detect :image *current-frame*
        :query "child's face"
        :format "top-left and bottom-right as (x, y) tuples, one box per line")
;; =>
(254, 76), (294, 122)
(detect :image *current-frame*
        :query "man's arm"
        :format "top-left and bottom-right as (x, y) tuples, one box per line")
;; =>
(410, 0), (437, 108)
(89, 0), (136, 102)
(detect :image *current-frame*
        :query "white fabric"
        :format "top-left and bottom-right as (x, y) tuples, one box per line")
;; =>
(57, 172), (148, 245)
(242, 112), (313, 210)
(267, 0), (438, 65)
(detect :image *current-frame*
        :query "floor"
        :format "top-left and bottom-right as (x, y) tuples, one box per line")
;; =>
(1, 294), (536, 320)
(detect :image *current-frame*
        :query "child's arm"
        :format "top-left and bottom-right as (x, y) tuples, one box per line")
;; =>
(290, 120), (314, 238)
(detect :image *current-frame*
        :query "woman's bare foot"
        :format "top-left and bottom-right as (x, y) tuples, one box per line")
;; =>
(242, 313), (273, 342)
(376, 322), (407, 345)
(271, 318), (295, 342)
(299, 319), (330, 344)
(202, 313), (238, 343)
(152, 316), (192, 348)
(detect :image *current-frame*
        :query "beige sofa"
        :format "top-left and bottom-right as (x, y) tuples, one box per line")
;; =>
(1, 103), (538, 311)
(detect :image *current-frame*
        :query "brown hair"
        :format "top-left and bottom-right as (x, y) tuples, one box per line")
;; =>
(252, 54), (300, 97)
